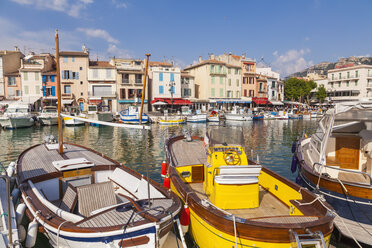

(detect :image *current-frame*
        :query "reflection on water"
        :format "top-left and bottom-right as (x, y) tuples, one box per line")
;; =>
(0, 120), (318, 183)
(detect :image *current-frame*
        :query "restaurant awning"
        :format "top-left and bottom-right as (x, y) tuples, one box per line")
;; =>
(269, 100), (283, 105)
(252, 97), (268, 105)
(62, 99), (74, 105)
(18, 96), (41, 104)
(150, 98), (193, 105)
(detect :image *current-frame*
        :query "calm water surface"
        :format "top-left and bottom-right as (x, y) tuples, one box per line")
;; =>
(0, 120), (352, 247)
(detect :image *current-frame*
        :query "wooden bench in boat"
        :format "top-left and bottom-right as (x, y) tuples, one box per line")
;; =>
(214, 165), (262, 185)
(59, 183), (78, 213)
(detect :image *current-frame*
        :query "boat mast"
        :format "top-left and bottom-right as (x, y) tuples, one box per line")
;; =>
(55, 30), (63, 154)
(139, 54), (150, 125)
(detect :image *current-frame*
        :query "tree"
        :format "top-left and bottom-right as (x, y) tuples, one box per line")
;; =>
(284, 78), (317, 103)
(316, 85), (327, 103)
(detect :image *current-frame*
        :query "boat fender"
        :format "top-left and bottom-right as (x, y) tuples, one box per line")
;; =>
(291, 155), (298, 173)
(295, 175), (302, 186)
(161, 161), (168, 178)
(16, 203), (26, 224)
(29, 117), (35, 123)
(7, 162), (16, 177)
(10, 177), (17, 192)
(180, 204), (190, 234)
(25, 219), (38, 248)
(11, 188), (20, 206)
(18, 224), (26, 242)
(291, 141), (297, 153)
(163, 177), (170, 189)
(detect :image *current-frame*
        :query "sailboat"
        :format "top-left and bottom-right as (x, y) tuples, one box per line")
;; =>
(16, 31), (182, 248)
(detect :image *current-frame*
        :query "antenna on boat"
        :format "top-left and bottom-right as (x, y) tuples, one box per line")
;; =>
(139, 54), (150, 125)
(55, 30), (63, 154)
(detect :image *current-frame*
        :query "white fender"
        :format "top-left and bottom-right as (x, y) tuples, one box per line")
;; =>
(16, 203), (26, 224)
(25, 219), (38, 248)
(7, 162), (15, 177)
(18, 224), (26, 242)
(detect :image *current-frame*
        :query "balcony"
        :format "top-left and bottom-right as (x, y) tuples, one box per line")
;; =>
(367, 83), (372, 89)
(62, 93), (72, 98)
(135, 79), (143, 85)
(328, 75), (359, 82)
(122, 78), (129, 84)
(88, 91), (116, 98)
(367, 74), (372, 79)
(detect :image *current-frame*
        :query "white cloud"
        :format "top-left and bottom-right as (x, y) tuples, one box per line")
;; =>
(77, 28), (119, 44)
(272, 49), (313, 76)
(106, 44), (132, 58)
(305, 37), (310, 41)
(112, 0), (127, 8)
(11, 0), (93, 17)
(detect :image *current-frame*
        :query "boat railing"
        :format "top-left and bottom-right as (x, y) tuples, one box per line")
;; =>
(313, 162), (372, 186)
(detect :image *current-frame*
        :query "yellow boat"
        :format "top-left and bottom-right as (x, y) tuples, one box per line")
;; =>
(166, 126), (334, 248)
(159, 116), (185, 125)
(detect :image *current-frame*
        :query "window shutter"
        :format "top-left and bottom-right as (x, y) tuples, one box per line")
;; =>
(62, 71), (65, 79)
(52, 86), (55, 96)
(42, 86), (46, 96)
(76, 72), (79, 80)
(51, 76), (55, 82)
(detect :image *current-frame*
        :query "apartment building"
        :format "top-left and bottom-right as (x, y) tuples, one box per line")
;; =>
(181, 71), (195, 99)
(256, 67), (283, 104)
(88, 61), (117, 112)
(241, 58), (256, 99)
(20, 53), (54, 110)
(42, 70), (57, 106)
(112, 58), (148, 112)
(0, 49), (24, 99)
(327, 64), (372, 102)
(59, 48), (89, 111)
(4, 71), (21, 100)
(215, 53), (242, 99)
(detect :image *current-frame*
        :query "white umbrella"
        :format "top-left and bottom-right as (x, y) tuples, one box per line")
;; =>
(152, 101), (167, 106)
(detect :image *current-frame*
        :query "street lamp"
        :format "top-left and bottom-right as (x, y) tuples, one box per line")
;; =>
(169, 81), (175, 112)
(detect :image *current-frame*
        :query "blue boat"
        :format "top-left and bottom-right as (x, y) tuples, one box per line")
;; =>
(120, 106), (149, 124)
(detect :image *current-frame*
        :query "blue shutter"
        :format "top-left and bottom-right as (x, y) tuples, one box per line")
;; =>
(62, 71), (64, 79)
(170, 73), (174, 82)
(159, 86), (164, 94)
(42, 75), (46, 83)
(51, 75), (55, 82)
(159, 72), (163, 81)
(51, 86), (55, 96)
(42, 86), (46, 96)
(171, 86), (175, 94)
(76, 72), (79, 80)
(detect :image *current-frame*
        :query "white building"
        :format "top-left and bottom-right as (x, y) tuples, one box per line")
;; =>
(256, 67), (284, 102)
(87, 61), (117, 112)
(150, 65), (181, 100)
(0, 49), (23, 100)
(327, 65), (372, 102)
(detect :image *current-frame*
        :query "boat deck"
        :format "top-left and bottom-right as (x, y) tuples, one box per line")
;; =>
(18, 143), (115, 182)
(338, 171), (371, 185)
(189, 183), (290, 219)
(334, 215), (372, 245)
(170, 139), (207, 167)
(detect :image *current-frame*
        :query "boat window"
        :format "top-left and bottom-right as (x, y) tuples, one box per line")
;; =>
(209, 127), (244, 146)
(88, 106), (97, 111)
(17, 108), (28, 113)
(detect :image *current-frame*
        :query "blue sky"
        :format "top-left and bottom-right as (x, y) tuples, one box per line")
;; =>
(0, 0), (371, 76)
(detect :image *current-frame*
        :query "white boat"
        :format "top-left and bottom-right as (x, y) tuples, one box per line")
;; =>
(16, 143), (182, 248)
(224, 106), (252, 121)
(87, 105), (113, 123)
(0, 172), (22, 248)
(63, 107), (86, 126)
(0, 104), (34, 129)
(38, 106), (58, 126)
(207, 110), (220, 122)
(186, 114), (207, 123)
(119, 106), (148, 124)
(274, 110), (289, 120)
(295, 99), (372, 246)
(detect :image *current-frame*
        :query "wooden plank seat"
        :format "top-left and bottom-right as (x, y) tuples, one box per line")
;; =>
(77, 181), (117, 217)
(59, 183), (78, 213)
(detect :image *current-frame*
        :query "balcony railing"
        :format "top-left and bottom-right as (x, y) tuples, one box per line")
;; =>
(328, 75), (359, 81)
(135, 79), (142, 84)
(122, 78), (129, 84)
(88, 91), (116, 98)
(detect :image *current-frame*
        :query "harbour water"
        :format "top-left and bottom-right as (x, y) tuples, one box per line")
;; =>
(0, 120), (353, 247)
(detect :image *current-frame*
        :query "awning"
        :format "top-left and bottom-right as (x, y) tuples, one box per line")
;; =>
(150, 98), (192, 105)
(252, 97), (268, 105)
(118, 100), (147, 104)
(62, 99), (73, 105)
(89, 97), (102, 100)
(88, 100), (102, 104)
(269, 100), (283, 105)
(18, 96), (41, 104)
(152, 101), (167, 106)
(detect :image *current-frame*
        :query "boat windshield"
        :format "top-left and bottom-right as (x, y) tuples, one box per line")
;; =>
(43, 108), (57, 113)
(209, 126), (244, 146)
(88, 106), (97, 112)
(6, 108), (28, 113)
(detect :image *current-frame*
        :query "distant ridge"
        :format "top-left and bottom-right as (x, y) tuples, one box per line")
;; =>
(289, 56), (372, 78)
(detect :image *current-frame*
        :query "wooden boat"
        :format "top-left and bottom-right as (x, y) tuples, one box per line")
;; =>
(207, 111), (220, 122)
(63, 107), (86, 126)
(295, 100), (372, 246)
(38, 106), (58, 126)
(17, 143), (181, 248)
(166, 126), (334, 248)
(0, 104), (34, 129)
(120, 106), (148, 124)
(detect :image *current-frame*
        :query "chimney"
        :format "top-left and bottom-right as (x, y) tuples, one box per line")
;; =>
(209, 53), (215, 60)
(228, 52), (232, 63)
(14, 46), (20, 52)
(198, 56), (202, 63)
(82, 45), (89, 54)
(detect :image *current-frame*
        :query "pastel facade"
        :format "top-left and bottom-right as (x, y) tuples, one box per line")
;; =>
(327, 65), (372, 101)
(88, 61), (117, 112)
(112, 58), (148, 112)
(256, 67), (283, 101)
(42, 71), (57, 105)
(59, 49), (89, 111)
(150, 65), (181, 100)
(0, 49), (24, 99)
(241, 58), (256, 98)
(181, 71), (195, 99)
(4, 71), (21, 100)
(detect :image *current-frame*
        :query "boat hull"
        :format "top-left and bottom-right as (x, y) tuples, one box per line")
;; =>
(0, 117), (34, 129)
(39, 116), (58, 126)
(63, 117), (85, 126)
(187, 114), (207, 123)
(207, 116), (219, 122)
(224, 114), (252, 121)
(159, 119), (185, 125)
(120, 114), (149, 124)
